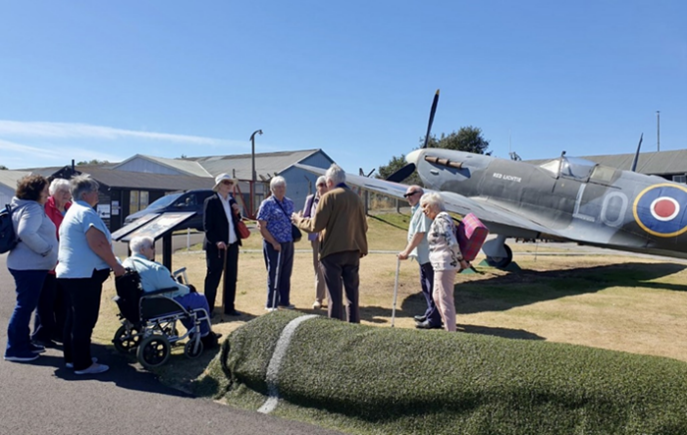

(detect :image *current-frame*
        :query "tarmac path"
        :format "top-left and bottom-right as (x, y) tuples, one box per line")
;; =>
(0, 253), (343, 435)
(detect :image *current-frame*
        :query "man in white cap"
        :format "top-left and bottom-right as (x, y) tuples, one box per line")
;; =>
(302, 175), (328, 309)
(202, 173), (243, 316)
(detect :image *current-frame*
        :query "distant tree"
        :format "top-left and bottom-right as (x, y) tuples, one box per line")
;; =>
(77, 159), (110, 165)
(423, 126), (491, 154)
(377, 154), (422, 186)
(0, 165), (8, 170)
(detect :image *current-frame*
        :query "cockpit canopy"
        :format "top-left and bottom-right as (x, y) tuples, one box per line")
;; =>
(539, 156), (598, 181)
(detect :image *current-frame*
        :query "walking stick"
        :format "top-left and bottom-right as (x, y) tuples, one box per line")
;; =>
(391, 256), (400, 327)
(271, 250), (282, 311)
(220, 247), (228, 322)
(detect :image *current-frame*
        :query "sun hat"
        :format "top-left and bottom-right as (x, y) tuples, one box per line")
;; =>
(212, 173), (237, 192)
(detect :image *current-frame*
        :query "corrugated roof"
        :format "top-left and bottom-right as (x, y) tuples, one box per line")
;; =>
(0, 170), (32, 189)
(76, 167), (214, 190)
(112, 154), (212, 177)
(527, 149), (687, 175)
(187, 149), (324, 178)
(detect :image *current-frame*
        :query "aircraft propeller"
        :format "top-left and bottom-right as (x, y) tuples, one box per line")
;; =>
(630, 133), (643, 172)
(386, 89), (440, 183)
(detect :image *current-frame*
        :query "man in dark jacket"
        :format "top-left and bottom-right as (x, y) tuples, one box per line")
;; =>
(203, 173), (243, 316)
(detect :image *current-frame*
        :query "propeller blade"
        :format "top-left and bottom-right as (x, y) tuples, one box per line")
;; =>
(422, 89), (440, 149)
(631, 133), (643, 172)
(386, 163), (416, 183)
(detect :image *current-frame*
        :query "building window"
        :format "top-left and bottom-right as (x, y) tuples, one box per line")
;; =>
(673, 175), (686, 184)
(129, 190), (150, 213)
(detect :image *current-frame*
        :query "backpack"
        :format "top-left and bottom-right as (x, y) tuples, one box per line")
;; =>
(0, 204), (18, 254)
(114, 269), (144, 324)
(454, 213), (489, 262)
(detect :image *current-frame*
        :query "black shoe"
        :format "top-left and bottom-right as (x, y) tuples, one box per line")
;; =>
(224, 310), (241, 316)
(415, 320), (442, 330)
(414, 315), (427, 323)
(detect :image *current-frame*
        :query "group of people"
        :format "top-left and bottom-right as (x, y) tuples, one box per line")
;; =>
(399, 185), (467, 332)
(4, 174), (124, 374)
(247, 164), (368, 323)
(3, 164), (455, 374)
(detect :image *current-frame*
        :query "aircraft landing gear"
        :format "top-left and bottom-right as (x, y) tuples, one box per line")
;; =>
(485, 244), (513, 269)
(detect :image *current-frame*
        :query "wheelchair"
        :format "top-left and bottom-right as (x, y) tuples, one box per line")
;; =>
(112, 267), (211, 370)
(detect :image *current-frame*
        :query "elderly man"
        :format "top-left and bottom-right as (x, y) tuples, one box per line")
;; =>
(398, 185), (442, 329)
(123, 235), (221, 348)
(292, 164), (368, 323)
(302, 175), (328, 309)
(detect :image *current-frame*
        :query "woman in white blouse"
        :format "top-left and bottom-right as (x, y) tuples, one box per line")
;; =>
(420, 193), (468, 332)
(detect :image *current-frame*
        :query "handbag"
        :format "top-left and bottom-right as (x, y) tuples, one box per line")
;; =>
(236, 219), (251, 239)
(274, 197), (302, 243)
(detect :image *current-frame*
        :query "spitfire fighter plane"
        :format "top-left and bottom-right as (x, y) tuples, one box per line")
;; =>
(297, 94), (687, 268)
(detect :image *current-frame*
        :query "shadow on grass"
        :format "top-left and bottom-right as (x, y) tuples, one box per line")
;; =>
(366, 262), (687, 328)
(454, 261), (687, 315)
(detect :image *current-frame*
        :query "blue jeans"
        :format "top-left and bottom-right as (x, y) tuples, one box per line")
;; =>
(263, 241), (294, 308)
(6, 269), (48, 357)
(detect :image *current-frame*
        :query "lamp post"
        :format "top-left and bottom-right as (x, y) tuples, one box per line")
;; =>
(250, 129), (263, 217)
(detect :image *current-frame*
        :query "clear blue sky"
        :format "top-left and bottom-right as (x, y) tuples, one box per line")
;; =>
(1, 1), (685, 173)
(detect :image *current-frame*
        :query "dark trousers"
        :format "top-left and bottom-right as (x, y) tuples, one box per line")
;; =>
(420, 262), (442, 326)
(60, 269), (109, 371)
(6, 269), (48, 357)
(32, 273), (67, 343)
(263, 240), (294, 308)
(320, 251), (360, 323)
(204, 242), (239, 313)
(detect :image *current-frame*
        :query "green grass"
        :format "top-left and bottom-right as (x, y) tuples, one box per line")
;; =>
(196, 311), (687, 435)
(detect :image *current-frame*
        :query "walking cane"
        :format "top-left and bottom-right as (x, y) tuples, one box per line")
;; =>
(391, 256), (400, 327)
(271, 250), (282, 311)
(219, 247), (228, 322)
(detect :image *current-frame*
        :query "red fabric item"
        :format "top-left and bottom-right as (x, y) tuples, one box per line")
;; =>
(44, 196), (72, 274)
(456, 213), (489, 262)
(236, 220), (251, 239)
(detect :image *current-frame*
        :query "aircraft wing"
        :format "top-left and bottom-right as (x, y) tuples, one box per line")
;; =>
(295, 163), (563, 239)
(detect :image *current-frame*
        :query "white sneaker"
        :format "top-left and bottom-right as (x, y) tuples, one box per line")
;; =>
(66, 357), (98, 369)
(74, 362), (109, 375)
(265, 307), (278, 312)
(4, 354), (40, 362)
(312, 300), (322, 310)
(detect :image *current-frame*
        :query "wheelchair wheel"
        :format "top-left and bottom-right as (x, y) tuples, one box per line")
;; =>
(184, 339), (204, 359)
(113, 325), (141, 354)
(137, 335), (171, 369)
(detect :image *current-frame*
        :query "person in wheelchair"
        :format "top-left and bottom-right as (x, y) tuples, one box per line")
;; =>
(122, 236), (221, 348)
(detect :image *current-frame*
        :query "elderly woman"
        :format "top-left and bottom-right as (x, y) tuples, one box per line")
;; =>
(56, 175), (125, 375)
(420, 192), (468, 332)
(4, 175), (58, 363)
(31, 178), (72, 347)
(257, 176), (296, 311)
(302, 175), (328, 309)
(202, 173), (243, 316)
(123, 236), (221, 348)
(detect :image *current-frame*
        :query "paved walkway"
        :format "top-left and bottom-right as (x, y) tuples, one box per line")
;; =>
(0, 254), (343, 435)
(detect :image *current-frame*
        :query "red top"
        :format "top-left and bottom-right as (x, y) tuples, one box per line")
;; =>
(44, 196), (72, 274)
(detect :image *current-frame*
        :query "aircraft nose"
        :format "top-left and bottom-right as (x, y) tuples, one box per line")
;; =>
(406, 149), (422, 165)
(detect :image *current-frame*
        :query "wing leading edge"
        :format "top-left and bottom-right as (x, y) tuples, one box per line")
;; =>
(295, 163), (565, 240)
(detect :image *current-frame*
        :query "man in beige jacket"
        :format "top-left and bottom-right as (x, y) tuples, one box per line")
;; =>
(292, 164), (368, 323)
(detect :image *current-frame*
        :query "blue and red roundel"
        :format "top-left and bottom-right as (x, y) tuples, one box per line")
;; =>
(633, 183), (687, 237)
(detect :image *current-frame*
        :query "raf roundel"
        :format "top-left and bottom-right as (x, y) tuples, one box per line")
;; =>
(633, 184), (687, 237)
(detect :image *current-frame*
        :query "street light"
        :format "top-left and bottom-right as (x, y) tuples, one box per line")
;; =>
(250, 129), (263, 217)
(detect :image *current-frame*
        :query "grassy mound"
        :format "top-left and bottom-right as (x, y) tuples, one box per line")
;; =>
(196, 311), (687, 435)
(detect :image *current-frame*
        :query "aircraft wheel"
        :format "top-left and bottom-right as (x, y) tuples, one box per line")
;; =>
(486, 244), (513, 268)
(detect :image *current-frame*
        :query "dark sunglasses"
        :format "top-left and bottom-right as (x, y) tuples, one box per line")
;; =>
(403, 191), (419, 198)
(316, 183), (326, 187)
(221, 180), (234, 185)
